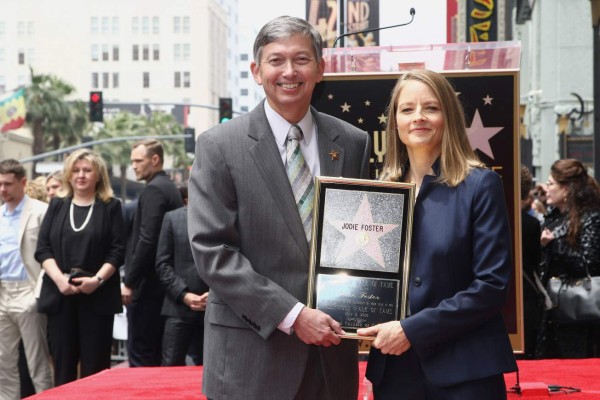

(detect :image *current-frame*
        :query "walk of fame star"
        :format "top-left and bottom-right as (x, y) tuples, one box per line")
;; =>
(328, 194), (400, 268)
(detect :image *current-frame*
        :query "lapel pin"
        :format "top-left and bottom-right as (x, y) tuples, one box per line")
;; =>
(328, 150), (339, 161)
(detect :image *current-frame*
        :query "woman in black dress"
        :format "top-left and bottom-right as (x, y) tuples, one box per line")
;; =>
(35, 149), (125, 385)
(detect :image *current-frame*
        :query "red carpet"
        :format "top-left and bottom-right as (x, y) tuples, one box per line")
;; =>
(25, 359), (600, 399)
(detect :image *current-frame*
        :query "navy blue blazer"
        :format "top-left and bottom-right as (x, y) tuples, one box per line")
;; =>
(367, 162), (518, 388)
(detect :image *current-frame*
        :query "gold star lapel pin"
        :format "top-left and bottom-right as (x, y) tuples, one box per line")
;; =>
(328, 150), (339, 161)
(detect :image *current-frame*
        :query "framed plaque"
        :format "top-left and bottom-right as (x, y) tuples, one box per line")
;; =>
(307, 177), (415, 339)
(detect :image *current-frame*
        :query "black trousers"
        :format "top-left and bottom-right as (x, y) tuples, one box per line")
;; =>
(372, 349), (508, 400)
(47, 296), (114, 386)
(161, 314), (204, 366)
(126, 295), (164, 367)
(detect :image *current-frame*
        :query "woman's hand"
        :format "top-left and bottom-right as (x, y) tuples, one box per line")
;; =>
(541, 228), (554, 247)
(357, 321), (411, 356)
(57, 274), (81, 296)
(74, 276), (102, 295)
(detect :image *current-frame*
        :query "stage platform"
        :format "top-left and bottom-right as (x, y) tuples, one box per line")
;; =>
(25, 359), (600, 399)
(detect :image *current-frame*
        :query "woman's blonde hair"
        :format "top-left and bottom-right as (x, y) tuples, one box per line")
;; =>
(62, 149), (113, 202)
(379, 69), (484, 186)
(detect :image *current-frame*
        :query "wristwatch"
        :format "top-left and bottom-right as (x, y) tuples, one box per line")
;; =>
(95, 275), (104, 286)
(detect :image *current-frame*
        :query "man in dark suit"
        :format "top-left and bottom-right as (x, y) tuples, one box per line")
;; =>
(156, 186), (208, 366)
(188, 16), (371, 400)
(122, 139), (184, 367)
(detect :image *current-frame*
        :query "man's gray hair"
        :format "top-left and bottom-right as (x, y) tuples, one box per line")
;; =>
(253, 16), (323, 63)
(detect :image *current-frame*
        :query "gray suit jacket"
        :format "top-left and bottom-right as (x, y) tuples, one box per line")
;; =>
(188, 101), (371, 400)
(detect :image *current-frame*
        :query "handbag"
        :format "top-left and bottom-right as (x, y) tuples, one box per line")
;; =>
(546, 269), (600, 324)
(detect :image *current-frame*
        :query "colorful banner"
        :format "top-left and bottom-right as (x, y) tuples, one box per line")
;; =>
(466, 0), (497, 42)
(0, 88), (26, 133)
(307, 0), (340, 48)
(345, 0), (380, 47)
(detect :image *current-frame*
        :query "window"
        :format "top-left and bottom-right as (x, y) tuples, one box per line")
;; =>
(91, 45), (99, 61)
(27, 48), (35, 64)
(240, 54), (248, 61)
(152, 17), (159, 34)
(183, 44), (190, 61)
(18, 49), (25, 65)
(102, 44), (109, 61)
(153, 44), (159, 60)
(183, 16), (190, 33)
(102, 72), (109, 88)
(92, 72), (99, 89)
(113, 45), (119, 61)
(240, 71), (248, 79)
(174, 72), (181, 88)
(91, 17), (99, 34)
(112, 17), (119, 34)
(112, 73), (119, 88)
(133, 44), (139, 61)
(174, 44), (181, 61)
(132, 17), (139, 34)
(18, 21), (25, 37)
(241, 106), (249, 112)
(27, 22), (34, 36)
(143, 72), (150, 88)
(240, 88), (248, 96)
(183, 71), (190, 88)
(173, 16), (180, 33)
(142, 17), (149, 34)
(143, 44), (149, 61)
(101, 17), (109, 34)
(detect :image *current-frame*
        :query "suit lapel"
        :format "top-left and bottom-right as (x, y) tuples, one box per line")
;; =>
(17, 197), (32, 248)
(248, 104), (309, 254)
(313, 109), (344, 177)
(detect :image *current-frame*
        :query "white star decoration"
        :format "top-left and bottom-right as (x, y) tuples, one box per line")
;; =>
(483, 95), (493, 105)
(377, 113), (387, 124)
(328, 94), (334, 100)
(328, 195), (400, 268)
(357, 117), (364, 124)
(467, 109), (503, 160)
(364, 100), (371, 106)
(341, 102), (351, 112)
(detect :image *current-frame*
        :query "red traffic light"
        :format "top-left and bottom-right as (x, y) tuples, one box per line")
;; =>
(90, 92), (101, 103)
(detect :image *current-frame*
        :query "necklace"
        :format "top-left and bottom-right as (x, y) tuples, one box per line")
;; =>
(70, 201), (94, 232)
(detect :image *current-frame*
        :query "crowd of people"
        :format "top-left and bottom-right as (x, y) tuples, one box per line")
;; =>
(1, 14), (600, 400)
(0, 141), (208, 400)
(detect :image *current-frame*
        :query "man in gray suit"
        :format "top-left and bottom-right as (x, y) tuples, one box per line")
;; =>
(188, 16), (371, 400)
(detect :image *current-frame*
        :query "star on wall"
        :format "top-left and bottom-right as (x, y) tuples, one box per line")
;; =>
(377, 113), (387, 125)
(328, 195), (400, 268)
(357, 117), (364, 124)
(483, 94), (493, 105)
(341, 102), (351, 113)
(328, 94), (334, 100)
(364, 100), (371, 106)
(467, 109), (504, 160)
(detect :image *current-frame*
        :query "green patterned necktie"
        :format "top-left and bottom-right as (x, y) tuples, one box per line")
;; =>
(286, 124), (315, 242)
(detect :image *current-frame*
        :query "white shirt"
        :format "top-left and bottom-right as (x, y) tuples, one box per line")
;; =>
(263, 100), (319, 334)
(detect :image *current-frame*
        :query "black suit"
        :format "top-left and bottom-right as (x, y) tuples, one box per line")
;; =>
(521, 209), (541, 358)
(124, 171), (183, 367)
(156, 206), (209, 365)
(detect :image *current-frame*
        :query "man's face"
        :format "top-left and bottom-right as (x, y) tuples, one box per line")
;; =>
(131, 145), (156, 182)
(0, 173), (26, 205)
(45, 177), (62, 200)
(250, 34), (324, 123)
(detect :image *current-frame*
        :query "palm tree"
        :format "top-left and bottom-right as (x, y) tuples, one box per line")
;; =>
(24, 68), (88, 171)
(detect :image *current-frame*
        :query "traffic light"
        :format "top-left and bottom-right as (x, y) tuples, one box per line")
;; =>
(89, 91), (103, 122)
(184, 127), (196, 153)
(219, 97), (233, 123)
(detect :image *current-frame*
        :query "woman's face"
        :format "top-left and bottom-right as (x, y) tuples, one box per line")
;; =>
(45, 177), (62, 199)
(70, 159), (98, 196)
(545, 175), (568, 210)
(395, 80), (444, 155)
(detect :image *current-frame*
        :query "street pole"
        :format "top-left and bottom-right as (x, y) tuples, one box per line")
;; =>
(593, 0), (600, 177)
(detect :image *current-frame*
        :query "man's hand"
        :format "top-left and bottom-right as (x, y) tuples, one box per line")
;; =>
(293, 307), (344, 347)
(357, 321), (411, 356)
(121, 285), (133, 306)
(183, 292), (209, 312)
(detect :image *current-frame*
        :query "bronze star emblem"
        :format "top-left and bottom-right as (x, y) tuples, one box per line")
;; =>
(328, 150), (339, 161)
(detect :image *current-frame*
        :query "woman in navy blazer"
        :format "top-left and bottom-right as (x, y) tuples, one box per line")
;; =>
(357, 70), (517, 399)
(35, 149), (125, 385)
